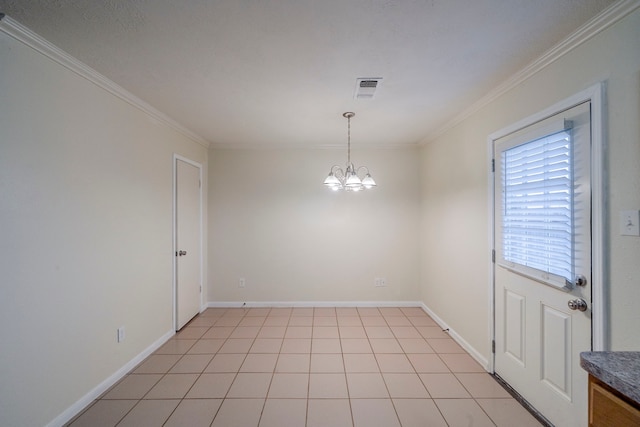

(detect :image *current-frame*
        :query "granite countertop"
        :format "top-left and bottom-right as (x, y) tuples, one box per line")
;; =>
(580, 351), (640, 405)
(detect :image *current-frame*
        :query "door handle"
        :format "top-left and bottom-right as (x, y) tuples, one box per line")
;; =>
(177, 250), (187, 256)
(567, 298), (588, 312)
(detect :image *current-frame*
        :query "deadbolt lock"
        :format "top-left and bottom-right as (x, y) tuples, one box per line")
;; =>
(575, 274), (587, 287)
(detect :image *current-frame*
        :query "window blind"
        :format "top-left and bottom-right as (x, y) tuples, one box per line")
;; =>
(501, 129), (573, 281)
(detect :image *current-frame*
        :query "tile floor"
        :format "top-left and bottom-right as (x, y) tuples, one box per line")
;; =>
(67, 307), (542, 426)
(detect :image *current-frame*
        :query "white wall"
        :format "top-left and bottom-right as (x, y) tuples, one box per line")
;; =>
(419, 7), (640, 360)
(0, 28), (207, 426)
(208, 147), (421, 303)
(3, 5), (638, 427)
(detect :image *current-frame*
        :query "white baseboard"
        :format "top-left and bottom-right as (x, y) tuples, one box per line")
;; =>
(207, 300), (423, 308)
(420, 302), (490, 372)
(46, 329), (175, 427)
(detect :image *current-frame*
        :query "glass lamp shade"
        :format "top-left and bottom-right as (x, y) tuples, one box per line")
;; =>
(345, 173), (362, 188)
(361, 174), (377, 189)
(323, 172), (342, 188)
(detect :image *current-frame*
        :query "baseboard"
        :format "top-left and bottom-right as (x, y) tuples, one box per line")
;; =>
(207, 300), (423, 308)
(420, 302), (490, 372)
(46, 329), (175, 427)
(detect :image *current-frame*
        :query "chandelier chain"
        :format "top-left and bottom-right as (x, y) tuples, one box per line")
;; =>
(347, 113), (351, 166)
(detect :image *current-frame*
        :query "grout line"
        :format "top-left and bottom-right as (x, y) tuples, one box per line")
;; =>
(69, 306), (541, 426)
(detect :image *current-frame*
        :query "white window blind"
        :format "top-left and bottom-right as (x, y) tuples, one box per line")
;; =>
(501, 128), (573, 282)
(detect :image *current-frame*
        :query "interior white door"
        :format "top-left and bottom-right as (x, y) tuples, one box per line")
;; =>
(493, 102), (592, 426)
(175, 158), (201, 330)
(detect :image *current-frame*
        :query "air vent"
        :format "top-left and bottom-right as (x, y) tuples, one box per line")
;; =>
(354, 77), (383, 99)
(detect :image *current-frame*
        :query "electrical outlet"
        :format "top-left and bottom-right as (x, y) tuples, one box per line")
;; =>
(620, 210), (640, 236)
(239, 277), (246, 288)
(117, 326), (126, 343)
(374, 277), (386, 287)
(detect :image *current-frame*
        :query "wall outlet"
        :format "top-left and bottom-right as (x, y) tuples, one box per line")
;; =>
(374, 277), (386, 287)
(620, 210), (640, 236)
(117, 326), (126, 343)
(239, 277), (246, 288)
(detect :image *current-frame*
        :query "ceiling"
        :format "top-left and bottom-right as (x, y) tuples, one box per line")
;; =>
(0, 0), (615, 148)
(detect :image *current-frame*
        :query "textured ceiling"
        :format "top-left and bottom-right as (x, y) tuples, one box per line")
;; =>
(0, 0), (616, 148)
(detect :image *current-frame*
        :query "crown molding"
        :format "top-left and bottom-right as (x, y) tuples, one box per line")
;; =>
(0, 15), (210, 149)
(421, 0), (640, 144)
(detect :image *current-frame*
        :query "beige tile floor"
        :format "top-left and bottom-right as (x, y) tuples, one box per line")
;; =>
(67, 307), (542, 426)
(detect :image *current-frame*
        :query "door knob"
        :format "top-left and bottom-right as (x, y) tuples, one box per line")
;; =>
(178, 250), (187, 256)
(567, 298), (588, 312)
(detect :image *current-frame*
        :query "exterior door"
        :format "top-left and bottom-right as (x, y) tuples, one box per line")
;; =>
(493, 102), (592, 426)
(175, 158), (202, 330)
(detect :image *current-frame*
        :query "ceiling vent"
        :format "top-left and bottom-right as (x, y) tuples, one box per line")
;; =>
(354, 77), (383, 99)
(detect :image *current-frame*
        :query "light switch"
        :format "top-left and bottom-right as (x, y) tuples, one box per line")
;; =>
(620, 210), (640, 236)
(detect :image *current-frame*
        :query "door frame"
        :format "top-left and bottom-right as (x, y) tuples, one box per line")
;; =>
(487, 82), (607, 373)
(173, 154), (204, 331)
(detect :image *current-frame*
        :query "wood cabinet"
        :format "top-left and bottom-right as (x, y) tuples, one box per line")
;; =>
(589, 375), (640, 427)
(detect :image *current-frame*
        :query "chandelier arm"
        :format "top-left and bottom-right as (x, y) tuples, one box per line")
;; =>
(355, 166), (370, 177)
(330, 165), (345, 177)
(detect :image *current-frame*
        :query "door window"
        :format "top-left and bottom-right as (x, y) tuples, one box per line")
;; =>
(498, 124), (574, 289)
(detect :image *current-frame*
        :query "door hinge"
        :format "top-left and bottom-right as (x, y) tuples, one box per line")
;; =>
(492, 250), (495, 263)
(491, 159), (495, 172)
(492, 340), (496, 353)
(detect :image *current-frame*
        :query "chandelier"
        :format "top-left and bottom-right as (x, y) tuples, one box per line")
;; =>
(323, 112), (376, 192)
